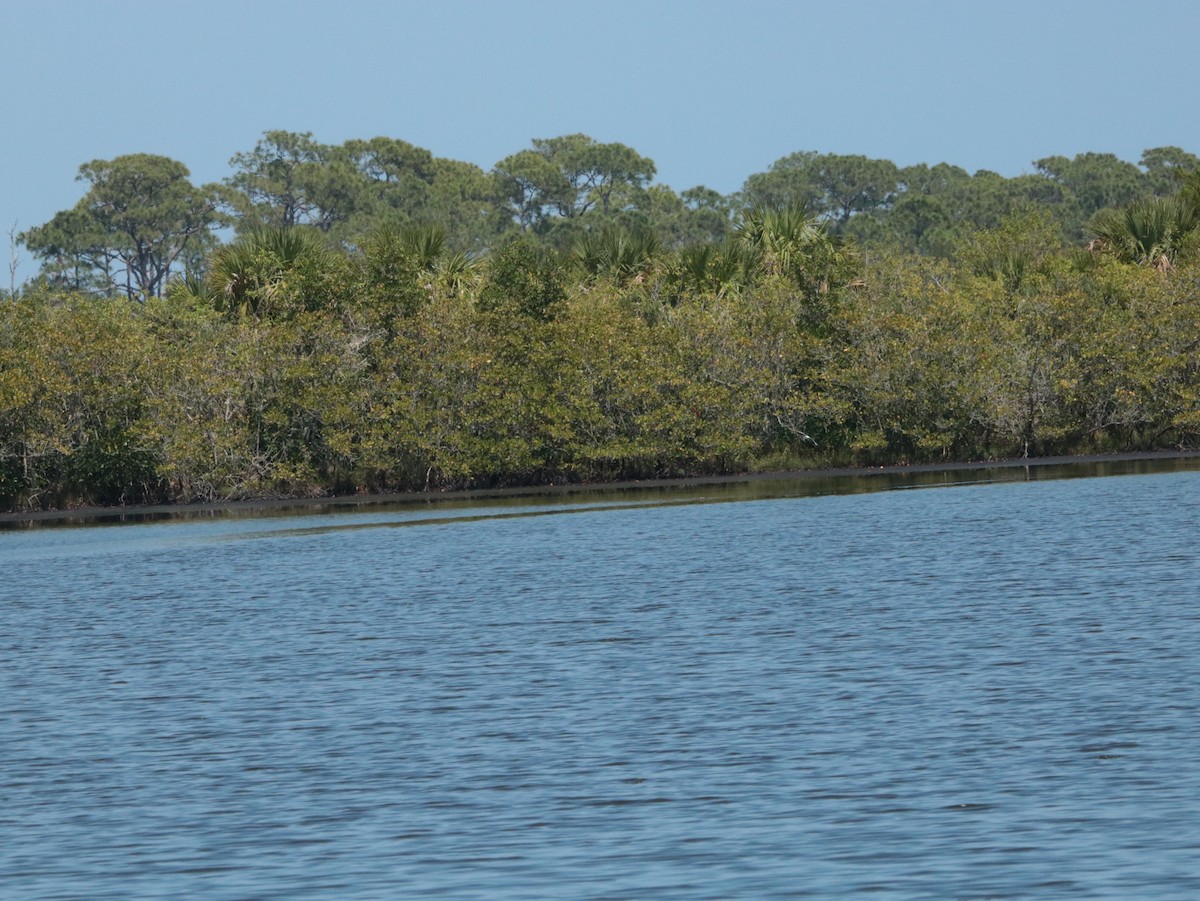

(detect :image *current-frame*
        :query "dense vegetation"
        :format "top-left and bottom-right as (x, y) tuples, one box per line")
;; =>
(3, 134), (1199, 511)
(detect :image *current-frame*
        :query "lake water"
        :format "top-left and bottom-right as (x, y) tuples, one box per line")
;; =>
(3, 461), (1200, 899)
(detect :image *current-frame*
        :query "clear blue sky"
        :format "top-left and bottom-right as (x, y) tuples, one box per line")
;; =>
(4, 0), (1199, 280)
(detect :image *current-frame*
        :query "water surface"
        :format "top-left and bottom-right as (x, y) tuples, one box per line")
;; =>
(3, 463), (1199, 898)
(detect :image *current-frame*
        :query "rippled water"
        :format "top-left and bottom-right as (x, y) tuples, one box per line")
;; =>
(3, 464), (1200, 899)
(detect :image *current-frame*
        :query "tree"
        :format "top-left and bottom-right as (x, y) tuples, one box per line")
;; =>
(926, 169), (1068, 238)
(900, 162), (971, 196)
(741, 151), (823, 211)
(1182, 169), (1200, 211)
(1034, 152), (1148, 237)
(810, 154), (901, 228)
(227, 133), (509, 251)
(226, 137), (378, 238)
(22, 154), (227, 299)
(850, 192), (953, 255)
(572, 224), (661, 286)
(742, 152), (900, 230)
(845, 163), (971, 255)
(638, 184), (733, 248)
(477, 237), (566, 321)
(1139, 146), (1200, 197)
(957, 210), (1063, 295)
(16, 206), (120, 294)
(335, 136), (438, 236)
(192, 226), (342, 319)
(734, 205), (858, 306)
(1087, 195), (1200, 270)
(352, 224), (478, 329)
(0, 292), (162, 508)
(493, 134), (656, 235)
(424, 157), (509, 251)
(226, 130), (332, 230)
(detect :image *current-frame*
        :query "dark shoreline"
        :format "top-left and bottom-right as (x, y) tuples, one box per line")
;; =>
(3, 449), (1199, 526)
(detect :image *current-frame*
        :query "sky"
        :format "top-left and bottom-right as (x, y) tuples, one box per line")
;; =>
(4, 0), (1200, 282)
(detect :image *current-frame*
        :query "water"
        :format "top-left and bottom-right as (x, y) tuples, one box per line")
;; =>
(3, 464), (1200, 899)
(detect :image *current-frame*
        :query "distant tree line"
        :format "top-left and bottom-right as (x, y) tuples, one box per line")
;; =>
(2, 134), (1199, 511)
(14, 132), (1199, 300)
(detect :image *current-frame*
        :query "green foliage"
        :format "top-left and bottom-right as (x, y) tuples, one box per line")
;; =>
(225, 131), (508, 252)
(742, 152), (900, 230)
(424, 158), (509, 251)
(6, 240), (1200, 512)
(477, 238), (566, 321)
(572, 225), (661, 285)
(17, 206), (118, 295)
(193, 226), (341, 319)
(493, 134), (656, 235)
(666, 240), (755, 301)
(736, 205), (825, 273)
(1035, 153), (1147, 219)
(848, 192), (955, 256)
(354, 224), (477, 326)
(549, 288), (755, 479)
(1087, 195), (1200, 270)
(734, 205), (860, 307)
(226, 130), (331, 230)
(1140, 147), (1200, 196)
(8, 137), (1200, 511)
(143, 302), (367, 500)
(957, 211), (1064, 295)
(637, 184), (733, 249)
(22, 154), (228, 299)
(1180, 170), (1200, 211)
(828, 253), (987, 461)
(0, 293), (161, 508)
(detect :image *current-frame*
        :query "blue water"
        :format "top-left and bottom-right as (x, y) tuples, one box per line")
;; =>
(3, 467), (1200, 899)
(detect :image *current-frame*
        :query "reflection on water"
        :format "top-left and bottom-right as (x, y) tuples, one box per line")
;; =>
(4, 452), (1200, 532)
(2, 459), (1200, 898)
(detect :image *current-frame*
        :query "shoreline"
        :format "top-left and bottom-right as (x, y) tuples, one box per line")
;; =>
(3, 449), (1199, 526)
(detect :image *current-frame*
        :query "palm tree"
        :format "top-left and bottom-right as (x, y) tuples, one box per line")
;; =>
(668, 239), (756, 300)
(203, 226), (334, 317)
(572, 225), (661, 285)
(361, 224), (479, 298)
(735, 205), (825, 276)
(734, 204), (854, 294)
(1087, 195), (1200, 270)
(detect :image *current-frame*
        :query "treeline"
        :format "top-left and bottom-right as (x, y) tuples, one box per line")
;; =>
(3, 190), (1200, 511)
(13, 132), (1200, 300)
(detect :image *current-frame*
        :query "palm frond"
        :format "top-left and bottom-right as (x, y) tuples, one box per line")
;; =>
(1088, 196), (1200, 269)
